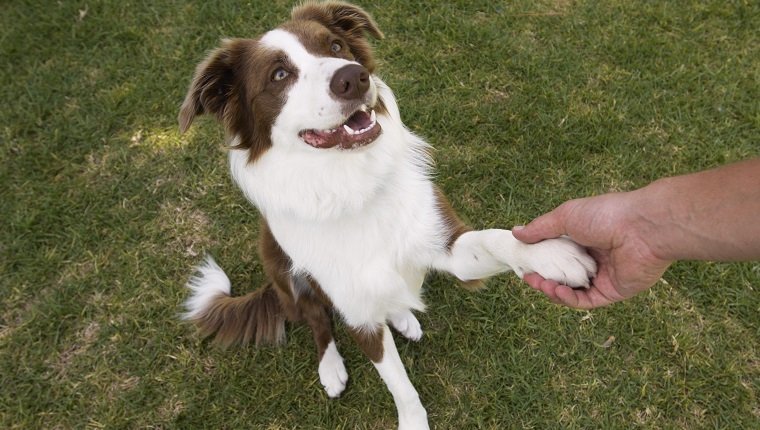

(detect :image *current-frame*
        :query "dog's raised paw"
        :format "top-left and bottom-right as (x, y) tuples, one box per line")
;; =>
(521, 236), (597, 288)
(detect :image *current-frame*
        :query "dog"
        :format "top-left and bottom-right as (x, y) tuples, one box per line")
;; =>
(178, 2), (596, 428)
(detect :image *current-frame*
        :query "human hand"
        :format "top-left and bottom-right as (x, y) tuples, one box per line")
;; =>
(513, 192), (672, 309)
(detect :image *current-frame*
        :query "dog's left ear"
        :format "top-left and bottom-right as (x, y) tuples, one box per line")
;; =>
(292, 1), (384, 41)
(178, 39), (245, 134)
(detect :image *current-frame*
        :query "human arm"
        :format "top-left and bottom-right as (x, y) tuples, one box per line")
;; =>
(513, 158), (760, 309)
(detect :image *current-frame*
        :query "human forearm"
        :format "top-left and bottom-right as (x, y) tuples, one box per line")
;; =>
(635, 158), (760, 262)
(513, 158), (760, 309)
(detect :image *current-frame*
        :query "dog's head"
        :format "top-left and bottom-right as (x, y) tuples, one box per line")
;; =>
(178, 1), (385, 161)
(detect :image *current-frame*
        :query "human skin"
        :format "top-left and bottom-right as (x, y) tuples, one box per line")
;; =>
(513, 158), (760, 309)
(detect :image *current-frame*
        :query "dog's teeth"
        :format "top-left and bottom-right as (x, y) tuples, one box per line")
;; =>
(343, 124), (355, 134)
(370, 110), (376, 122)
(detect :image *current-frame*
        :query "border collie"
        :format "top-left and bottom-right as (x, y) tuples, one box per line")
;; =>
(179, 2), (595, 428)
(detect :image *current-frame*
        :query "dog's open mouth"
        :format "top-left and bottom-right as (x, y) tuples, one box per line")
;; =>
(299, 108), (382, 150)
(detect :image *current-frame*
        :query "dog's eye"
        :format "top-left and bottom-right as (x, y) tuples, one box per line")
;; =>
(331, 41), (342, 53)
(272, 68), (289, 81)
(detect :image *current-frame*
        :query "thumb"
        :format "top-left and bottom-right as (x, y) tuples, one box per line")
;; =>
(513, 206), (568, 244)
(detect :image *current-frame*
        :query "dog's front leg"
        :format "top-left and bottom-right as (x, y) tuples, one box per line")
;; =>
(349, 324), (429, 430)
(435, 229), (596, 287)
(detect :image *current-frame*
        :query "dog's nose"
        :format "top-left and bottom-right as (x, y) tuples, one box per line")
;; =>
(330, 64), (370, 100)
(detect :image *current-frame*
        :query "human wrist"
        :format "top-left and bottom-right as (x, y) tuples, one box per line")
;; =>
(623, 179), (680, 263)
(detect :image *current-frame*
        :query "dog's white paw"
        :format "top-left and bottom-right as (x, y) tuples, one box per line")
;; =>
(518, 236), (596, 288)
(389, 310), (423, 342)
(398, 404), (429, 430)
(318, 341), (348, 398)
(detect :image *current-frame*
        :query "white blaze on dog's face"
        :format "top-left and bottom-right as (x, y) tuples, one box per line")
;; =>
(261, 27), (381, 151)
(178, 2), (385, 161)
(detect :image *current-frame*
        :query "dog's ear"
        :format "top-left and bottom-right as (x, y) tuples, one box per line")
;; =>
(291, 2), (383, 72)
(291, 1), (384, 41)
(178, 39), (243, 134)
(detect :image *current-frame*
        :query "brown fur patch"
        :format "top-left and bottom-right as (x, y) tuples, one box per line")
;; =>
(348, 326), (384, 363)
(259, 221), (336, 359)
(296, 286), (335, 360)
(187, 220), (338, 359)
(459, 278), (486, 291)
(280, 20), (357, 63)
(178, 2), (386, 163)
(259, 221), (299, 320)
(290, 1), (383, 73)
(189, 286), (286, 348)
(434, 186), (485, 290)
(178, 38), (298, 163)
(374, 95), (389, 117)
(433, 186), (471, 249)
(282, 2), (387, 116)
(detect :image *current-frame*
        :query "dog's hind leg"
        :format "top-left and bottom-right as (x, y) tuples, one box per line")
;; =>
(349, 324), (429, 430)
(260, 223), (348, 397)
(292, 275), (348, 398)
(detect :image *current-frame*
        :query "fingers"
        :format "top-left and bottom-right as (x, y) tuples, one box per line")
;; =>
(522, 273), (614, 310)
(513, 204), (571, 244)
(535, 277), (583, 307)
(522, 273), (571, 305)
(522, 272), (546, 290)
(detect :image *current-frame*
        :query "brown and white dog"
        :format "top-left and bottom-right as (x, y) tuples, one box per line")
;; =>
(179, 2), (595, 428)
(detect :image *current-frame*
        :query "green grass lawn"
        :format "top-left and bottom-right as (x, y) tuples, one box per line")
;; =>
(2, 0), (759, 428)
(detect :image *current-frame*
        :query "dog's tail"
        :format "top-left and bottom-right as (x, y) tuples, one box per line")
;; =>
(182, 256), (286, 347)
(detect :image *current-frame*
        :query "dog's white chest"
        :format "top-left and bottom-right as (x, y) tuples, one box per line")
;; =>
(267, 199), (437, 326)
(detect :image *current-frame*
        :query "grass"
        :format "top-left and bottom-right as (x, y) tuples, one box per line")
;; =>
(1, 0), (758, 428)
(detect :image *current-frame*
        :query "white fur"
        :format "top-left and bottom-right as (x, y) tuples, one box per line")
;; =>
(229, 69), (439, 330)
(222, 28), (596, 430)
(373, 325), (429, 430)
(318, 341), (348, 398)
(262, 30), (380, 153)
(433, 230), (596, 288)
(230, 108), (438, 328)
(389, 310), (423, 342)
(182, 256), (231, 320)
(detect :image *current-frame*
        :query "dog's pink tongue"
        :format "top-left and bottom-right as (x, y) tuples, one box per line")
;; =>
(345, 110), (371, 131)
(300, 110), (381, 149)
(301, 129), (338, 148)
